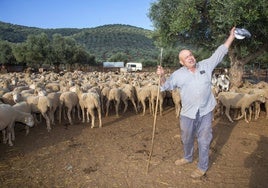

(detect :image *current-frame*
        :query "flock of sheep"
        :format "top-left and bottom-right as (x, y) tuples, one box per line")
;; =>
(0, 69), (267, 146)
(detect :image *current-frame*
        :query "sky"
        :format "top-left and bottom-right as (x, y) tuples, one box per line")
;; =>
(0, 0), (155, 30)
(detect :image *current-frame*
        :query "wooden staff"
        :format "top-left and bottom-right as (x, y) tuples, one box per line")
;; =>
(146, 48), (163, 174)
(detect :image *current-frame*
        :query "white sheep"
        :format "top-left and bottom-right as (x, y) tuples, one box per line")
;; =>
(59, 91), (81, 125)
(216, 74), (230, 92)
(150, 85), (166, 116)
(120, 84), (138, 114)
(218, 92), (266, 123)
(47, 92), (62, 125)
(83, 91), (102, 128)
(13, 92), (53, 131)
(171, 88), (181, 118)
(248, 88), (268, 119)
(75, 86), (92, 123)
(12, 101), (32, 135)
(1, 91), (16, 105)
(135, 85), (152, 116)
(0, 104), (34, 146)
(106, 87), (121, 117)
(100, 85), (111, 113)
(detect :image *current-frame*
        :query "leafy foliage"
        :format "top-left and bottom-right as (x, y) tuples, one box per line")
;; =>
(0, 22), (159, 66)
(149, 0), (268, 60)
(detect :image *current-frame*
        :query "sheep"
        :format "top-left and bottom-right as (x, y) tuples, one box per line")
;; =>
(45, 82), (60, 92)
(47, 92), (62, 125)
(1, 91), (16, 105)
(106, 87), (121, 117)
(75, 86), (92, 123)
(13, 92), (53, 131)
(0, 104), (34, 146)
(135, 85), (152, 116)
(12, 101), (32, 135)
(101, 85), (111, 113)
(171, 88), (181, 118)
(216, 74), (230, 92)
(248, 88), (268, 119)
(217, 92), (266, 123)
(83, 91), (102, 128)
(59, 91), (81, 125)
(120, 84), (138, 114)
(150, 85), (166, 116)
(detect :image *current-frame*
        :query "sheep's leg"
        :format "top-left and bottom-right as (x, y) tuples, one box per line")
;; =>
(123, 99), (128, 113)
(265, 102), (268, 119)
(7, 131), (13, 146)
(248, 107), (252, 122)
(234, 108), (244, 121)
(2, 129), (7, 144)
(225, 107), (234, 122)
(115, 100), (120, 117)
(254, 102), (261, 120)
(49, 108), (56, 125)
(81, 106), (85, 123)
(131, 98), (138, 114)
(244, 110), (249, 123)
(141, 100), (146, 116)
(106, 100), (110, 117)
(101, 95), (104, 113)
(86, 109), (90, 123)
(97, 107), (102, 128)
(151, 99), (155, 116)
(59, 104), (62, 124)
(137, 100), (141, 112)
(42, 112), (51, 131)
(77, 104), (81, 120)
(148, 99), (152, 114)
(25, 126), (29, 135)
(67, 108), (73, 125)
(63, 106), (68, 120)
(11, 124), (15, 141)
(88, 108), (95, 128)
(6, 125), (13, 146)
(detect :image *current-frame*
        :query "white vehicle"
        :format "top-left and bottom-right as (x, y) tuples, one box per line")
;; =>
(126, 62), (142, 72)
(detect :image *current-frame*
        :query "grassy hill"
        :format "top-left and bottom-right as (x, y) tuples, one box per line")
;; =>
(0, 21), (158, 63)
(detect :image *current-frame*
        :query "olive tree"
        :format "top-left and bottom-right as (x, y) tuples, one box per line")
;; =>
(149, 0), (268, 87)
(0, 40), (16, 65)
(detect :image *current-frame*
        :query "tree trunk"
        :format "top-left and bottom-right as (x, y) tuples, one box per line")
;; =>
(229, 49), (244, 88)
(229, 61), (244, 88)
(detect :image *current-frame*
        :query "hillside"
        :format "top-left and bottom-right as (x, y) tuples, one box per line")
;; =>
(73, 24), (158, 62)
(0, 21), (158, 62)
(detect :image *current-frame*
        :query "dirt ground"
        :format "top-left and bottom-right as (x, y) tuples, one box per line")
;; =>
(0, 104), (268, 188)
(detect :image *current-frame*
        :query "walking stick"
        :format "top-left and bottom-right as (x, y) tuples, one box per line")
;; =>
(146, 48), (163, 174)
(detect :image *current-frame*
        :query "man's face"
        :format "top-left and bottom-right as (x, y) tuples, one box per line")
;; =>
(179, 50), (196, 70)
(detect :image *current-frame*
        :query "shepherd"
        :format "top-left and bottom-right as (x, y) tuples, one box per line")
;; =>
(156, 27), (236, 178)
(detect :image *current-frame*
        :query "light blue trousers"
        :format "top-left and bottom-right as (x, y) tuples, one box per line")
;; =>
(180, 111), (213, 172)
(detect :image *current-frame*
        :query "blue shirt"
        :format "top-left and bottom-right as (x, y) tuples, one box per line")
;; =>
(161, 45), (228, 119)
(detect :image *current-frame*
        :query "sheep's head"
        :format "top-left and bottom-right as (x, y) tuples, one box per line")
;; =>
(25, 114), (34, 127)
(259, 95), (266, 103)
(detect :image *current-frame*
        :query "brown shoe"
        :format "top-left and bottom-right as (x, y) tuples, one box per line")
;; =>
(190, 168), (206, 178)
(175, 158), (190, 166)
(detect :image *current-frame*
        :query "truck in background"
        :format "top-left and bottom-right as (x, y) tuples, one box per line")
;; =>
(125, 62), (142, 72)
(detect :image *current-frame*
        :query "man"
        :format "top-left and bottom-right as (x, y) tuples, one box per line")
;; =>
(156, 27), (235, 178)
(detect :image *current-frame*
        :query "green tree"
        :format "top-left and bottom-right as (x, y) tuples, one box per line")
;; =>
(108, 52), (129, 62)
(12, 42), (28, 64)
(24, 33), (50, 68)
(51, 34), (77, 69)
(0, 40), (16, 65)
(149, 0), (268, 87)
